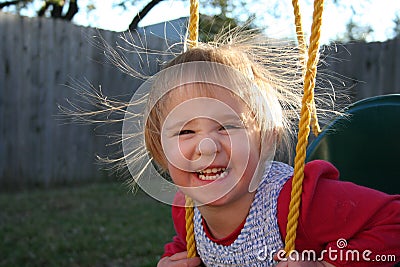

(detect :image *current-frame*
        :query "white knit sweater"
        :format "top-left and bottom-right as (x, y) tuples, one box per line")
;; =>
(194, 162), (294, 267)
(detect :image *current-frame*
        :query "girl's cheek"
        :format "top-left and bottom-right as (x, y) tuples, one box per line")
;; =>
(163, 139), (194, 172)
(229, 133), (251, 153)
(167, 167), (179, 183)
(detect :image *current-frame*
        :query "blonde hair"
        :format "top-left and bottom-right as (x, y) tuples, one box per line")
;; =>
(144, 32), (306, 171)
(62, 27), (345, 185)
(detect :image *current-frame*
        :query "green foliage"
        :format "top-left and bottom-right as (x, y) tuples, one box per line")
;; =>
(1, 0), (79, 20)
(199, 14), (238, 43)
(392, 13), (400, 39)
(0, 183), (175, 267)
(335, 19), (374, 43)
(198, 13), (257, 43)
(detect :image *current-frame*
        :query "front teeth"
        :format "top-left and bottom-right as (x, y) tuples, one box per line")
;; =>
(198, 167), (226, 174)
(197, 168), (228, 181)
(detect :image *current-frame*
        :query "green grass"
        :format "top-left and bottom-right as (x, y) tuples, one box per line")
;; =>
(0, 183), (175, 267)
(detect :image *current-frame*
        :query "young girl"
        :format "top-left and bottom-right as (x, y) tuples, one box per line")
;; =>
(75, 30), (400, 266)
(112, 30), (400, 266)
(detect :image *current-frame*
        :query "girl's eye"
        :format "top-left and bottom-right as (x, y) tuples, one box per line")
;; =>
(219, 124), (241, 131)
(177, 129), (194, 136)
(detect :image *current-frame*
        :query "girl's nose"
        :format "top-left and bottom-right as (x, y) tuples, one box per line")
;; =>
(196, 137), (220, 156)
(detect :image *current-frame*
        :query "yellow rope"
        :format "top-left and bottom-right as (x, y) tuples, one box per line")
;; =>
(187, 0), (199, 49)
(292, 0), (307, 75)
(310, 99), (321, 136)
(292, 0), (319, 138)
(292, 0), (321, 137)
(284, 0), (324, 254)
(184, 0), (199, 259)
(185, 195), (197, 258)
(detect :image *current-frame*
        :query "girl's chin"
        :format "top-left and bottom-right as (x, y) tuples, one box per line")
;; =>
(175, 171), (243, 205)
(181, 186), (236, 207)
(196, 196), (231, 207)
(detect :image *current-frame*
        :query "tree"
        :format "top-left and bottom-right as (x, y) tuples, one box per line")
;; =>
(336, 19), (374, 43)
(38, 0), (78, 20)
(121, 0), (254, 41)
(1, 0), (248, 34)
(0, 0), (78, 20)
(392, 13), (400, 39)
(198, 13), (258, 42)
(1, 0), (397, 43)
(127, 0), (163, 30)
(119, 0), (250, 31)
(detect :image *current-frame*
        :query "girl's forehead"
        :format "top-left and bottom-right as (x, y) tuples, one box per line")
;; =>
(162, 83), (246, 111)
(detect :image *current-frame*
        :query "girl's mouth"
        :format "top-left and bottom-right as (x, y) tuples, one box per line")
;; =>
(196, 167), (228, 181)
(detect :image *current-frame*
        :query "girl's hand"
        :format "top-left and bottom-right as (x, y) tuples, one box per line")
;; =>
(157, 251), (202, 267)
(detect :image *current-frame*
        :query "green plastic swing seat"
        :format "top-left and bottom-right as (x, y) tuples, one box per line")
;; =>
(306, 94), (400, 195)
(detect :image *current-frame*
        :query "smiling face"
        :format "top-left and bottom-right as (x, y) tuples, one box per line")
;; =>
(123, 47), (297, 206)
(159, 84), (264, 206)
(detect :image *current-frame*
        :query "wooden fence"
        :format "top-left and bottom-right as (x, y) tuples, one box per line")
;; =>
(0, 12), (399, 190)
(0, 12), (178, 190)
(320, 39), (400, 100)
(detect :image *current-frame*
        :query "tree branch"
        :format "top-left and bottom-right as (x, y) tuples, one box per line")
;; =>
(63, 0), (78, 20)
(0, 0), (22, 9)
(50, 3), (63, 18)
(38, 2), (50, 17)
(128, 0), (164, 31)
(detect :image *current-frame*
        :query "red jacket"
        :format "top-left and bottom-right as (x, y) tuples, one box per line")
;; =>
(162, 160), (400, 266)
